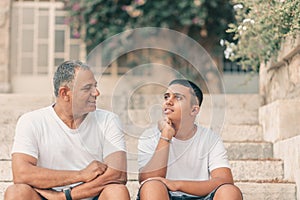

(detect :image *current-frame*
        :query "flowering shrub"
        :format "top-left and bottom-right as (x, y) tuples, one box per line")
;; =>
(223, 0), (300, 71)
(64, 0), (235, 53)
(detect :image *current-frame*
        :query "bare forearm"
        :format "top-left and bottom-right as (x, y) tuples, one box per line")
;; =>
(13, 165), (83, 189)
(139, 140), (170, 183)
(174, 178), (233, 196)
(70, 168), (127, 199)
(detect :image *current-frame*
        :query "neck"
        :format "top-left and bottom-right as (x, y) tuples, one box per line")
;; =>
(174, 121), (197, 140)
(53, 103), (86, 129)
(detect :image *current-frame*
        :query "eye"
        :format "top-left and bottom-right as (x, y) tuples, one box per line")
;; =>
(175, 95), (183, 100)
(164, 94), (169, 100)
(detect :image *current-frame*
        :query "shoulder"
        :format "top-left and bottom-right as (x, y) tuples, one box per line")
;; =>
(139, 126), (160, 141)
(92, 109), (119, 119)
(196, 125), (222, 141)
(18, 106), (52, 122)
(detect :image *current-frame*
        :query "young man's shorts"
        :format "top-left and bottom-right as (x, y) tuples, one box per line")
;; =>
(136, 183), (229, 200)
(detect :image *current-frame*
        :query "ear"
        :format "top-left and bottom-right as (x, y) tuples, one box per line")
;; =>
(191, 105), (200, 116)
(58, 86), (71, 102)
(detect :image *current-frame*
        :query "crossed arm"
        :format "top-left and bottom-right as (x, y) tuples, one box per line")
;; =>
(12, 151), (127, 199)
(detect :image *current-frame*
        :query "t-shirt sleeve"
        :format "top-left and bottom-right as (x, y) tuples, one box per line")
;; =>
(138, 128), (159, 171)
(208, 134), (231, 172)
(102, 114), (126, 159)
(12, 114), (39, 159)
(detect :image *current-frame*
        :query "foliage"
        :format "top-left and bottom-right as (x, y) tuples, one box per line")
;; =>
(64, 0), (235, 53)
(223, 0), (300, 71)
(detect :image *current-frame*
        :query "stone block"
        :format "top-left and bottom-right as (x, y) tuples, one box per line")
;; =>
(230, 160), (283, 181)
(236, 182), (296, 200)
(274, 135), (300, 182)
(0, 182), (12, 200)
(0, 161), (12, 182)
(220, 125), (263, 142)
(225, 142), (273, 160)
(0, 125), (15, 160)
(289, 53), (300, 85)
(259, 99), (300, 142)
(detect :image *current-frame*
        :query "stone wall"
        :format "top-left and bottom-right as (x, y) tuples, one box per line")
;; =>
(0, 0), (11, 93)
(260, 35), (300, 104)
(259, 34), (300, 200)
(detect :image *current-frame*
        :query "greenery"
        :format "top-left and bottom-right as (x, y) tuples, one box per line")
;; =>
(64, 0), (235, 54)
(223, 0), (300, 71)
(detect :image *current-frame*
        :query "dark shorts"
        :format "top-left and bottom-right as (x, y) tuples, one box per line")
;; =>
(136, 183), (227, 200)
(41, 194), (99, 200)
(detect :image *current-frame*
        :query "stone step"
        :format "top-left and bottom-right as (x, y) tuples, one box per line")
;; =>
(125, 180), (296, 200)
(126, 159), (284, 182)
(0, 125), (15, 160)
(220, 125), (263, 142)
(0, 182), (11, 200)
(225, 142), (273, 160)
(0, 161), (11, 182)
(125, 139), (272, 161)
(236, 182), (296, 200)
(0, 180), (296, 200)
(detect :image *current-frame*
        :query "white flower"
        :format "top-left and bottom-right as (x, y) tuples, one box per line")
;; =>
(233, 4), (243, 10)
(243, 18), (255, 24)
(220, 39), (225, 46)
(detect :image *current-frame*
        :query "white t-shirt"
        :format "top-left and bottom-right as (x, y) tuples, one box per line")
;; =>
(138, 125), (230, 196)
(12, 105), (126, 196)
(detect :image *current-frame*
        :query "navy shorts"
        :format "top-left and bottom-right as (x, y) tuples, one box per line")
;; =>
(136, 183), (224, 200)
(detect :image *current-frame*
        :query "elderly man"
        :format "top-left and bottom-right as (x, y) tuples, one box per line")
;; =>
(4, 60), (130, 200)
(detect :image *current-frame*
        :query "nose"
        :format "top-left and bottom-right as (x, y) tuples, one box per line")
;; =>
(92, 87), (100, 97)
(165, 96), (173, 105)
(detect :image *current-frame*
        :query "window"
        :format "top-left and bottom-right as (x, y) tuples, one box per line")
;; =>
(11, 0), (85, 76)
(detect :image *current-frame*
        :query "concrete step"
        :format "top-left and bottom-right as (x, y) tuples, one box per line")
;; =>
(0, 125), (15, 160)
(236, 182), (296, 200)
(126, 159), (284, 182)
(231, 160), (283, 182)
(125, 141), (273, 161)
(0, 161), (11, 182)
(0, 182), (11, 200)
(0, 180), (296, 200)
(225, 142), (273, 160)
(220, 125), (263, 142)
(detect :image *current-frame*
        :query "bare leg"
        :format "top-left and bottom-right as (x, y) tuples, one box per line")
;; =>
(98, 184), (130, 200)
(139, 180), (170, 200)
(213, 184), (243, 200)
(4, 184), (43, 200)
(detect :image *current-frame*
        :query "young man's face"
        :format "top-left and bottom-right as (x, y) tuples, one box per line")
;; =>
(70, 69), (100, 116)
(163, 84), (196, 122)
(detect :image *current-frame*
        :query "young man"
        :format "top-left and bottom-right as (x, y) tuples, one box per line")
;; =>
(137, 79), (242, 200)
(4, 60), (130, 200)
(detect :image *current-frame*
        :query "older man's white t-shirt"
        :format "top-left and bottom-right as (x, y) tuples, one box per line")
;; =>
(12, 106), (126, 199)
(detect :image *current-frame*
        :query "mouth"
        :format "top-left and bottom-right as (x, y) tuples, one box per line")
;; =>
(164, 108), (174, 114)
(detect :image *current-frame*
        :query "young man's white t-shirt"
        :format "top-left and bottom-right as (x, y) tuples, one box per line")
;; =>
(138, 124), (230, 196)
(12, 105), (126, 198)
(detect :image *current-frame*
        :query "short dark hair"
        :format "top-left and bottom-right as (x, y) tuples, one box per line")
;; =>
(53, 60), (90, 97)
(168, 79), (203, 106)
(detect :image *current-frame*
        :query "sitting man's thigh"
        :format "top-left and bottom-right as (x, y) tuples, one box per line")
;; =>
(5, 184), (43, 200)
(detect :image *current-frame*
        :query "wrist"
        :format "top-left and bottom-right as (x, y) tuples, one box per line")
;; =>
(160, 136), (172, 143)
(63, 187), (72, 200)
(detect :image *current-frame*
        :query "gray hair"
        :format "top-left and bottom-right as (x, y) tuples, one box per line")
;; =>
(53, 60), (90, 97)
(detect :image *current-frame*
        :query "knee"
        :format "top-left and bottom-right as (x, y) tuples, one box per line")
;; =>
(139, 179), (168, 196)
(214, 184), (243, 200)
(101, 184), (129, 198)
(4, 184), (34, 200)
(141, 179), (166, 191)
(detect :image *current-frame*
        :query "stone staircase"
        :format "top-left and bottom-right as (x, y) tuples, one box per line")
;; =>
(0, 94), (297, 200)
